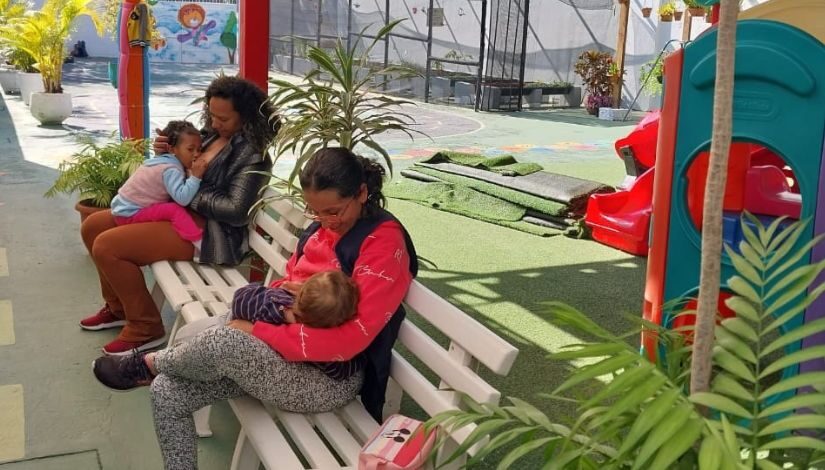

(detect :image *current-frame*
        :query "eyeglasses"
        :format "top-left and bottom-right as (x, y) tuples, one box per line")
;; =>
(303, 197), (355, 221)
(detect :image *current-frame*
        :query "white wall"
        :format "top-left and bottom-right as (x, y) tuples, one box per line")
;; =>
(28, 0), (117, 58)
(71, 16), (118, 58)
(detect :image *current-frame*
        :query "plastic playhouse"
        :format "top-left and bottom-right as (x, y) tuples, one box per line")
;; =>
(585, 0), (825, 260)
(636, 0), (825, 389)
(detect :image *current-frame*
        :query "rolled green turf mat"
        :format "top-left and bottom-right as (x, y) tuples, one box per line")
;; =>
(420, 151), (543, 176)
(409, 167), (570, 217)
(416, 162), (613, 215)
(385, 179), (561, 237)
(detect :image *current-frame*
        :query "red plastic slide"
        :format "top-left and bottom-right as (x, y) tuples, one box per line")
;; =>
(585, 112), (660, 256)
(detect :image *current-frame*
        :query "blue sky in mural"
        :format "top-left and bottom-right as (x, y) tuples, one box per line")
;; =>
(148, 2), (238, 65)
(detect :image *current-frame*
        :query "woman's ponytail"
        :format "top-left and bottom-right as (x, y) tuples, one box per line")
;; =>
(355, 154), (386, 216)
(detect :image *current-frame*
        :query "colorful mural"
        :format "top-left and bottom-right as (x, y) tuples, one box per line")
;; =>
(148, 2), (238, 65)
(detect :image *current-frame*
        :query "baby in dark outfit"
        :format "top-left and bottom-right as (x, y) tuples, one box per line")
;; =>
(230, 271), (359, 328)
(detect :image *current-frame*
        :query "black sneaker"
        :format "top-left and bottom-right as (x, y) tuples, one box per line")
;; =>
(92, 352), (155, 392)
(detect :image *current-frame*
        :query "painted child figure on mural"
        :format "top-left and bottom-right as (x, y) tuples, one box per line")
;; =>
(176, 3), (216, 47)
(111, 120), (207, 243)
(230, 271), (359, 329)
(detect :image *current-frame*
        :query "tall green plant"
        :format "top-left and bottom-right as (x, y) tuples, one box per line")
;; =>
(266, 20), (422, 193)
(428, 214), (825, 469)
(0, 0), (31, 70)
(0, 0), (101, 93)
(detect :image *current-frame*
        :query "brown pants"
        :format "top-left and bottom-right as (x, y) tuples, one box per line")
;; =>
(81, 210), (200, 342)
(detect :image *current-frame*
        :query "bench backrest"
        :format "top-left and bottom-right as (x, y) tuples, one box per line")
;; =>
(247, 188), (308, 285)
(249, 190), (518, 447)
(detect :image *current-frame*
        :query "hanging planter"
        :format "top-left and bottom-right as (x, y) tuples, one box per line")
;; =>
(684, 0), (707, 17)
(674, 10), (684, 21)
(659, 2), (676, 22)
(688, 7), (706, 17)
(642, 7), (652, 17)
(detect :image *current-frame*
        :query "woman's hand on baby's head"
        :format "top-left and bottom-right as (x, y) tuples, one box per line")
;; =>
(153, 128), (170, 154)
(190, 157), (208, 178)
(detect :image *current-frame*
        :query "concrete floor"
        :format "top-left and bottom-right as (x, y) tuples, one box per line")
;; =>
(0, 59), (641, 469)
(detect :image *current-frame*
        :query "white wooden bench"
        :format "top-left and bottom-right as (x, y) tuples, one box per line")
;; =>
(149, 188), (520, 469)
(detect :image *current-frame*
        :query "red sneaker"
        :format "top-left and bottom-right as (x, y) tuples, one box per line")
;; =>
(102, 336), (166, 356)
(79, 306), (126, 331)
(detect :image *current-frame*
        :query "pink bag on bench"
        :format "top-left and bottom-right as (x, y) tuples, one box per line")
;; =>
(358, 414), (438, 470)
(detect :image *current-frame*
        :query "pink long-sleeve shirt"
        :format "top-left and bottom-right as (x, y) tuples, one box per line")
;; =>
(251, 220), (413, 361)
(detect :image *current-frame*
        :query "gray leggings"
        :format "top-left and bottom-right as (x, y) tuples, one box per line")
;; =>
(151, 320), (364, 470)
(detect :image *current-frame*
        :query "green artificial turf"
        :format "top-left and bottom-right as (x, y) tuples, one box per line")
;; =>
(384, 179), (562, 237)
(420, 151), (543, 176)
(409, 167), (570, 217)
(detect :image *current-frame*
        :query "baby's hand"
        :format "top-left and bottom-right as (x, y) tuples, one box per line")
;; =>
(190, 157), (208, 178)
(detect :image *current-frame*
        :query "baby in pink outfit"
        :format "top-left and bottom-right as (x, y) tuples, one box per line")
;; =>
(110, 120), (207, 241)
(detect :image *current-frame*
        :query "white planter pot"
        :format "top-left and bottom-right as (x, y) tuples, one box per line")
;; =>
(0, 69), (19, 95)
(30, 92), (72, 125)
(18, 72), (44, 106)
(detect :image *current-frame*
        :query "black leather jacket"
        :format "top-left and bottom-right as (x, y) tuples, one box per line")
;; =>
(189, 133), (272, 266)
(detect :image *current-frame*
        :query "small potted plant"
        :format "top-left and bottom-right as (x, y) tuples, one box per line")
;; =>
(659, 2), (676, 21)
(44, 136), (146, 221)
(684, 0), (706, 17)
(574, 50), (614, 115)
(673, 8), (684, 21)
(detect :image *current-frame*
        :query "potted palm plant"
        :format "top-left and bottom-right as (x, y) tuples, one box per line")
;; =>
(266, 20), (423, 194)
(44, 136), (146, 221)
(0, 0), (102, 123)
(0, 0), (28, 94)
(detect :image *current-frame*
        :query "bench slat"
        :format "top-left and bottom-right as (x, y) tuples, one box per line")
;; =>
(151, 261), (194, 311)
(273, 409), (342, 469)
(174, 261), (218, 303)
(194, 265), (236, 303)
(309, 412), (363, 466)
(404, 281), (518, 376)
(397, 320), (500, 405)
(205, 300), (229, 317)
(219, 266), (250, 287)
(255, 210), (300, 255)
(248, 232), (288, 278)
(389, 351), (476, 447)
(228, 397), (305, 470)
(180, 301), (210, 324)
(337, 401), (379, 443)
(259, 190), (308, 229)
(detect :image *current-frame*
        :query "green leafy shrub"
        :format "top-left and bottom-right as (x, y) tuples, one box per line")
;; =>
(428, 214), (825, 469)
(45, 136), (146, 208)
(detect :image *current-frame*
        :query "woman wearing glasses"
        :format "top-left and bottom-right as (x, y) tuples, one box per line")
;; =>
(92, 148), (418, 470)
